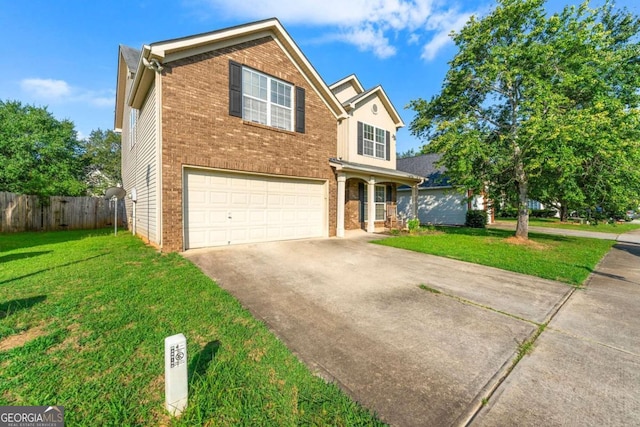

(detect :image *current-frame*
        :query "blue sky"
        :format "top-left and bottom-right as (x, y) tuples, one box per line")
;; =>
(1, 0), (637, 154)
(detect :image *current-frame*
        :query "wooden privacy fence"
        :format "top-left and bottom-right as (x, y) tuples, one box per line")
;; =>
(0, 192), (126, 233)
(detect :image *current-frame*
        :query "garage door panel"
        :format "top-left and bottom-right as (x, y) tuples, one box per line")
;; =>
(188, 210), (208, 224)
(250, 193), (267, 206)
(185, 170), (325, 249)
(210, 192), (228, 204)
(230, 192), (249, 206)
(248, 209), (267, 223)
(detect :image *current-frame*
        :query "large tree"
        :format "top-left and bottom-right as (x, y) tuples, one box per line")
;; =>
(409, 0), (640, 238)
(0, 100), (87, 197)
(80, 129), (122, 196)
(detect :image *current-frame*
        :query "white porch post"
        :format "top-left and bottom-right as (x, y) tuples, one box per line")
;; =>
(336, 173), (346, 238)
(411, 184), (419, 220)
(367, 177), (376, 233)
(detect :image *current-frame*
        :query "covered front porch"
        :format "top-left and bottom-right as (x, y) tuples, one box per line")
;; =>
(330, 158), (423, 237)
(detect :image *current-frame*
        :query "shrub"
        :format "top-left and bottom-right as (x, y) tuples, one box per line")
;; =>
(466, 210), (488, 228)
(530, 209), (558, 218)
(407, 218), (421, 233)
(498, 207), (518, 218)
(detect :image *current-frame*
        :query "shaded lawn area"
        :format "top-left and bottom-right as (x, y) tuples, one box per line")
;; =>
(0, 230), (383, 426)
(494, 218), (640, 233)
(375, 227), (615, 286)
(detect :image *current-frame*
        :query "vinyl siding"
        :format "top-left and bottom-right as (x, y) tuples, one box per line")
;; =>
(121, 80), (159, 245)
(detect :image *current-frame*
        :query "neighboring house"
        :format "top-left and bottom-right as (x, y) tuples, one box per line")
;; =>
(396, 154), (491, 225)
(114, 18), (422, 252)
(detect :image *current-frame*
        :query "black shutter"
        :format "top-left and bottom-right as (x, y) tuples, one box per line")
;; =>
(358, 182), (365, 222)
(229, 60), (242, 118)
(386, 185), (393, 202)
(385, 130), (391, 161)
(357, 121), (363, 155)
(295, 87), (305, 133)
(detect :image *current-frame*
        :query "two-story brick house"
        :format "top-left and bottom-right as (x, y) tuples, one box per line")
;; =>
(115, 18), (421, 252)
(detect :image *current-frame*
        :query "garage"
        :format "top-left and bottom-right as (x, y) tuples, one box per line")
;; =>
(184, 169), (326, 249)
(398, 187), (468, 225)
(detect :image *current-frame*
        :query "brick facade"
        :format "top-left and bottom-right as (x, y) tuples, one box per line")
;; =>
(160, 37), (338, 251)
(345, 179), (363, 230)
(344, 179), (397, 231)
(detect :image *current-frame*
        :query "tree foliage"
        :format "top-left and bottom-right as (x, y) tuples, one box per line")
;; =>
(80, 129), (122, 196)
(409, 0), (640, 238)
(397, 147), (420, 159)
(0, 100), (87, 197)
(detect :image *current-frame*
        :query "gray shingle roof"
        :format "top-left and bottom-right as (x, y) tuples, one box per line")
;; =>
(120, 45), (141, 73)
(396, 154), (452, 188)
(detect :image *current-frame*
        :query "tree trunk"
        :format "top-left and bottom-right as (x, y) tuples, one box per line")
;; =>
(515, 184), (529, 239)
(514, 157), (529, 239)
(559, 203), (568, 222)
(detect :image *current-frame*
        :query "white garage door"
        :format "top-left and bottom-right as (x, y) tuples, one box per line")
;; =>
(398, 188), (468, 225)
(184, 169), (326, 249)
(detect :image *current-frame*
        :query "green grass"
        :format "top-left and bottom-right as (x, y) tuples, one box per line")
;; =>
(0, 230), (384, 426)
(375, 227), (614, 285)
(494, 217), (640, 233)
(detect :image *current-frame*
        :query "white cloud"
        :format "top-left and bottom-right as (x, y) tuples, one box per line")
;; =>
(421, 11), (473, 60)
(20, 78), (113, 108)
(197, 0), (481, 60)
(21, 78), (71, 99)
(331, 24), (396, 59)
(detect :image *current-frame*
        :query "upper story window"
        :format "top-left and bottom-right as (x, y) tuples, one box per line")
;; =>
(129, 108), (138, 149)
(360, 122), (388, 160)
(242, 68), (293, 131)
(229, 60), (305, 133)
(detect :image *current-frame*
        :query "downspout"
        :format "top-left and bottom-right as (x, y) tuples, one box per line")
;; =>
(411, 178), (424, 221)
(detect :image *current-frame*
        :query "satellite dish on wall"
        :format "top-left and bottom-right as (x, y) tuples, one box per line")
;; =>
(105, 187), (126, 236)
(105, 186), (126, 200)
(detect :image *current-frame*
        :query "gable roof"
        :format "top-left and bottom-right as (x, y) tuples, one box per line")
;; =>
(123, 18), (347, 121)
(329, 74), (364, 94)
(120, 45), (141, 73)
(114, 45), (142, 131)
(396, 154), (452, 188)
(338, 79), (404, 129)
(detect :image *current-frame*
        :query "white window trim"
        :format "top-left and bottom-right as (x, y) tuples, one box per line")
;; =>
(242, 67), (293, 131)
(129, 108), (138, 150)
(364, 185), (386, 221)
(362, 123), (386, 160)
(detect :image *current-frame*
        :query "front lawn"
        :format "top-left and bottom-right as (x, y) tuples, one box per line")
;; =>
(494, 217), (640, 233)
(0, 230), (383, 426)
(375, 227), (614, 285)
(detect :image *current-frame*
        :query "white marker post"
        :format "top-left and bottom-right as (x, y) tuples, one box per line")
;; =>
(165, 333), (188, 416)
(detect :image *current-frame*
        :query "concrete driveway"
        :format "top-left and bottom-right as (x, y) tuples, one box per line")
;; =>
(184, 232), (640, 426)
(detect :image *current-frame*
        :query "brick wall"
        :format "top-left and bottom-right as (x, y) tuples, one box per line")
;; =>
(345, 179), (362, 230)
(344, 180), (398, 231)
(160, 37), (338, 251)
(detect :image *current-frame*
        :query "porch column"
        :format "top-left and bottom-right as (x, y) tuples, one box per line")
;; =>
(411, 184), (419, 220)
(367, 177), (376, 233)
(336, 173), (346, 238)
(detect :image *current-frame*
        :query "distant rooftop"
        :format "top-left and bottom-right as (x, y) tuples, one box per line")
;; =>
(396, 154), (452, 188)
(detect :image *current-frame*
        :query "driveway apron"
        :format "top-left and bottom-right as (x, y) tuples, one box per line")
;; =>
(184, 234), (571, 426)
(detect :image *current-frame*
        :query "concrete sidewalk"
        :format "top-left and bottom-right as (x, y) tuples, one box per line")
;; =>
(472, 238), (640, 426)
